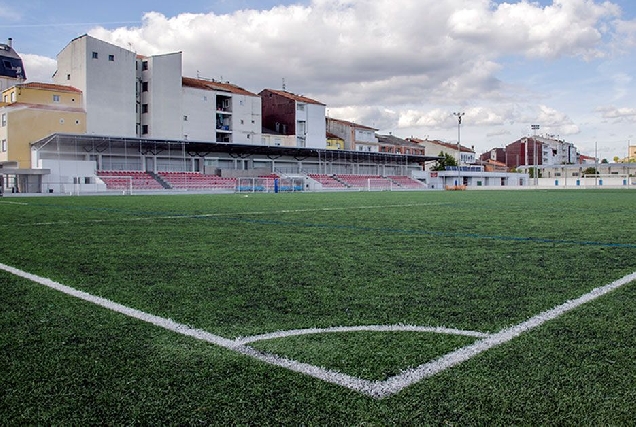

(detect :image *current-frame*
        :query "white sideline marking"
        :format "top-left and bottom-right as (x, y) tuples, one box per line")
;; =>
(0, 201), (29, 205)
(0, 202), (446, 229)
(1, 261), (635, 399)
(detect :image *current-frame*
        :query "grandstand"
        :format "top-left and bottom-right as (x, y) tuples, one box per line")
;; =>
(157, 172), (237, 191)
(27, 133), (437, 194)
(96, 171), (164, 191)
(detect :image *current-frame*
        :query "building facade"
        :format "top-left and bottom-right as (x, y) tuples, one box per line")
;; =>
(0, 38), (26, 92)
(326, 118), (379, 152)
(260, 89), (326, 149)
(0, 83), (86, 168)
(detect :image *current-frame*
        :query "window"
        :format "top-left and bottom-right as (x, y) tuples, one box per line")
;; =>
(108, 54), (115, 61)
(53, 95), (60, 103)
(297, 103), (305, 111)
(10, 92), (15, 102)
(92, 52), (98, 59)
(1, 139), (6, 152)
(142, 82), (148, 92)
(67, 74), (71, 80)
(142, 61), (148, 71)
(142, 125), (149, 135)
(1, 113), (6, 127)
(75, 120), (80, 125)
(141, 104), (148, 114)
(183, 115), (188, 121)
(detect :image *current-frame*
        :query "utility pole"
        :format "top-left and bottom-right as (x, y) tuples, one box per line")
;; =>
(532, 124), (540, 186)
(453, 112), (465, 187)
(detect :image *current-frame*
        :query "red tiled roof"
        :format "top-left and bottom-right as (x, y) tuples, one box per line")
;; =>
(182, 77), (258, 97)
(327, 117), (378, 131)
(18, 82), (82, 93)
(261, 89), (325, 106)
(3, 102), (85, 113)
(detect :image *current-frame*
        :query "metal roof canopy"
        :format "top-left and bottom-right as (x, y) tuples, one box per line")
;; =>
(32, 133), (441, 165)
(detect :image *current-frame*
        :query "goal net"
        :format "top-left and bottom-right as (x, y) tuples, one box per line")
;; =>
(237, 177), (304, 193)
(367, 178), (393, 191)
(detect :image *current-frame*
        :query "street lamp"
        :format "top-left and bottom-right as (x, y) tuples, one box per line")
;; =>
(531, 124), (540, 186)
(453, 112), (465, 187)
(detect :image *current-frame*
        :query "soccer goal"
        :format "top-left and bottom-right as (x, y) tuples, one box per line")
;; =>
(367, 178), (393, 191)
(237, 177), (304, 193)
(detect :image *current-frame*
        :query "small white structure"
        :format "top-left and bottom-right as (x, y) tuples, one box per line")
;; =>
(415, 166), (529, 189)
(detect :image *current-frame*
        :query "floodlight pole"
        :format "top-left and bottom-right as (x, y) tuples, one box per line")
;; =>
(531, 124), (540, 186)
(453, 112), (465, 187)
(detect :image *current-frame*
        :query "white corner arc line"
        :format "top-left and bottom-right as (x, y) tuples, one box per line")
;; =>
(235, 325), (489, 345)
(1, 262), (635, 400)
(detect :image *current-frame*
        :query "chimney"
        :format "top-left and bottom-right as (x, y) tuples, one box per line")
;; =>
(7, 38), (12, 48)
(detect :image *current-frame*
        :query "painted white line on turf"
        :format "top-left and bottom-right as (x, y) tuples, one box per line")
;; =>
(2, 261), (635, 399)
(0, 202), (447, 229)
(235, 325), (489, 345)
(0, 201), (29, 205)
(0, 261), (376, 392)
(371, 270), (636, 398)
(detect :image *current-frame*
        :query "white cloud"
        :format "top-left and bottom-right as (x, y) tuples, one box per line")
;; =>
(21, 54), (57, 83)
(595, 106), (636, 123)
(14, 0), (632, 158)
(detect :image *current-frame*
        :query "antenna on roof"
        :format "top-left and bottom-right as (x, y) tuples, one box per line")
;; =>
(282, 78), (286, 91)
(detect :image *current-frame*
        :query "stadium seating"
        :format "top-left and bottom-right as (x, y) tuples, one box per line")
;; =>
(96, 170), (164, 190)
(157, 172), (237, 190)
(307, 174), (348, 189)
(388, 176), (426, 189)
(335, 174), (391, 189)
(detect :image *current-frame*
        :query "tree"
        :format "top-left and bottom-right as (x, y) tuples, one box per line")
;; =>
(582, 167), (598, 175)
(430, 151), (457, 171)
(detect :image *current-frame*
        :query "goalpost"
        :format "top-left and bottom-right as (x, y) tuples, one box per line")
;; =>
(367, 178), (393, 191)
(237, 177), (304, 193)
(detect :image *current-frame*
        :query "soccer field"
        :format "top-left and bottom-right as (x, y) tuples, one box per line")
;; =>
(1, 190), (635, 424)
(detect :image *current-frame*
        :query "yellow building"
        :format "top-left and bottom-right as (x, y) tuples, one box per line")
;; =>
(0, 82), (86, 169)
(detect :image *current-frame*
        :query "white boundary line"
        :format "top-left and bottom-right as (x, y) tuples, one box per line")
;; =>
(1, 261), (635, 399)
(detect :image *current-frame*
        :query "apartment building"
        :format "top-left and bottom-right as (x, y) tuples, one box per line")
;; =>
(0, 83), (86, 168)
(326, 117), (379, 152)
(260, 89), (326, 149)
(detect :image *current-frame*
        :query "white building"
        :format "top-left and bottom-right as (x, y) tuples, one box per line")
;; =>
(52, 35), (263, 146)
(54, 35), (138, 138)
(181, 77), (261, 145)
(138, 53), (183, 140)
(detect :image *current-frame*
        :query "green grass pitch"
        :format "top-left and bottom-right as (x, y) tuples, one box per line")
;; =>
(1, 189), (635, 424)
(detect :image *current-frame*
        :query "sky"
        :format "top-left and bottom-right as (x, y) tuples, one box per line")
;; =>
(2, 0), (635, 160)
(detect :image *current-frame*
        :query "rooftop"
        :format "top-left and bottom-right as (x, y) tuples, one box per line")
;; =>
(182, 77), (258, 97)
(260, 89), (325, 106)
